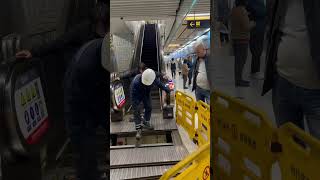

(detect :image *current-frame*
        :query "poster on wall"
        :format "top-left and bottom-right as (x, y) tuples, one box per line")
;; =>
(14, 68), (49, 145)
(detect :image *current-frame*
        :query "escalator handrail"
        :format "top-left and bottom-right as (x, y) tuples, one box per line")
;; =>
(155, 24), (160, 73)
(130, 23), (145, 70)
(139, 24), (145, 65)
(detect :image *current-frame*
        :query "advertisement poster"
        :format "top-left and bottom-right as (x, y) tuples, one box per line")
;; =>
(114, 84), (125, 108)
(14, 69), (49, 145)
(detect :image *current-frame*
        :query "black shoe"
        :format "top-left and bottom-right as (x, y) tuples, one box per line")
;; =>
(142, 121), (154, 130)
(184, 87), (188, 89)
(235, 80), (250, 87)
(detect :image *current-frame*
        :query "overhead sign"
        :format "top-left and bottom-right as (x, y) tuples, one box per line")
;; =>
(187, 20), (210, 29)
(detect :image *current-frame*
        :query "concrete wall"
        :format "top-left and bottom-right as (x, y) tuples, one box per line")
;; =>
(112, 34), (134, 72)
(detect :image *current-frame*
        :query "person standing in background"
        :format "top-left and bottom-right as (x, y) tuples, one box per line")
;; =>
(231, 0), (255, 87)
(187, 56), (194, 86)
(192, 42), (210, 103)
(182, 59), (189, 89)
(247, 0), (266, 79)
(178, 58), (182, 76)
(170, 58), (176, 79)
(262, 0), (320, 139)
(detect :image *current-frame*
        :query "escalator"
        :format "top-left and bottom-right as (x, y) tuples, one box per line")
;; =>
(141, 24), (159, 72)
(110, 24), (188, 179)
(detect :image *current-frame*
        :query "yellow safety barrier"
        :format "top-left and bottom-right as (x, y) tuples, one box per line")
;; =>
(160, 143), (210, 180)
(197, 100), (210, 147)
(175, 91), (184, 127)
(175, 91), (197, 139)
(277, 123), (320, 180)
(211, 91), (276, 180)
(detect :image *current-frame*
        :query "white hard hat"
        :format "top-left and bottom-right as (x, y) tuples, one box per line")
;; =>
(141, 68), (156, 86)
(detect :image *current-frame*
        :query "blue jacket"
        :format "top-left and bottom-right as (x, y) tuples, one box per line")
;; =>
(130, 74), (170, 102)
(64, 38), (109, 128)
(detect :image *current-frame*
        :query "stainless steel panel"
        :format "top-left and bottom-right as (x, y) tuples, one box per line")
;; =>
(111, 113), (177, 134)
(110, 165), (172, 180)
(110, 145), (188, 167)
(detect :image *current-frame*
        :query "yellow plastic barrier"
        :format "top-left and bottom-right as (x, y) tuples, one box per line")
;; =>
(277, 123), (320, 180)
(211, 91), (276, 180)
(175, 91), (184, 127)
(175, 91), (197, 139)
(197, 100), (210, 147)
(160, 143), (210, 180)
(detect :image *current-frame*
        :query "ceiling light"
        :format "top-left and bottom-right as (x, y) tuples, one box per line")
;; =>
(168, 44), (180, 47)
(186, 13), (210, 17)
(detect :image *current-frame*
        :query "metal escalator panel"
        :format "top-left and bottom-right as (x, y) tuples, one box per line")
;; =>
(110, 113), (177, 135)
(131, 24), (145, 70)
(110, 145), (188, 168)
(111, 165), (173, 180)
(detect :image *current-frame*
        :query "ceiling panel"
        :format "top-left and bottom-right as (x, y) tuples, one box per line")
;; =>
(164, 0), (211, 53)
(111, 0), (180, 19)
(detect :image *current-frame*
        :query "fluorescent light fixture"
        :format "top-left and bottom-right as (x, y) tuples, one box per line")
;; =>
(168, 44), (180, 47)
(186, 13), (210, 17)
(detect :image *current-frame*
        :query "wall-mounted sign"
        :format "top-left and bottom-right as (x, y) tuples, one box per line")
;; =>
(14, 69), (49, 145)
(187, 20), (210, 29)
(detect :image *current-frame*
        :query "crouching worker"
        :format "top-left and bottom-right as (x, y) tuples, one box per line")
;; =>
(130, 69), (171, 145)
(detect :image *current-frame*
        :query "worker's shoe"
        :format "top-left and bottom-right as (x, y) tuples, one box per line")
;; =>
(136, 129), (142, 140)
(142, 121), (154, 130)
(135, 129), (142, 147)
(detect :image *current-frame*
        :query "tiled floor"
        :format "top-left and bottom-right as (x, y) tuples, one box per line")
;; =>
(207, 44), (281, 180)
(164, 67), (199, 153)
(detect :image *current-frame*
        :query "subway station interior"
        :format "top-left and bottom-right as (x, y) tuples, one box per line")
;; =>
(1, 0), (319, 180)
(0, 0), (211, 179)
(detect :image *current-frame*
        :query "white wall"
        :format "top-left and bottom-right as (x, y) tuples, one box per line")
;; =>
(112, 34), (135, 72)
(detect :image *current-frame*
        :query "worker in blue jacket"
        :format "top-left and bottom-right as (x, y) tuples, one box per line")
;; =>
(130, 68), (171, 140)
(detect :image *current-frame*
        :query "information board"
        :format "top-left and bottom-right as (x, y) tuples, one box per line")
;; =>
(14, 69), (49, 145)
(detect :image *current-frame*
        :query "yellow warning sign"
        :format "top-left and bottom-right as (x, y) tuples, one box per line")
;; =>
(203, 166), (210, 180)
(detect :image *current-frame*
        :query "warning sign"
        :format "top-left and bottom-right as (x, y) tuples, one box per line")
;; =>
(14, 69), (49, 145)
(203, 166), (210, 180)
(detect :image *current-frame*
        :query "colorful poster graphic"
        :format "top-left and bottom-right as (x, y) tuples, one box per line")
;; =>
(14, 77), (49, 145)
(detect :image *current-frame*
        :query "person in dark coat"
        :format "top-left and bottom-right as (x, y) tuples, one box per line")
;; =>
(263, 0), (320, 139)
(64, 37), (109, 180)
(247, 0), (266, 79)
(170, 58), (177, 79)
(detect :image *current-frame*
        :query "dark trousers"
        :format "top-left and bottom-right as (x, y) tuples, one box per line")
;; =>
(249, 29), (265, 73)
(132, 95), (152, 130)
(183, 74), (187, 87)
(188, 72), (192, 85)
(273, 76), (320, 140)
(66, 114), (101, 180)
(171, 69), (176, 78)
(233, 41), (249, 82)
